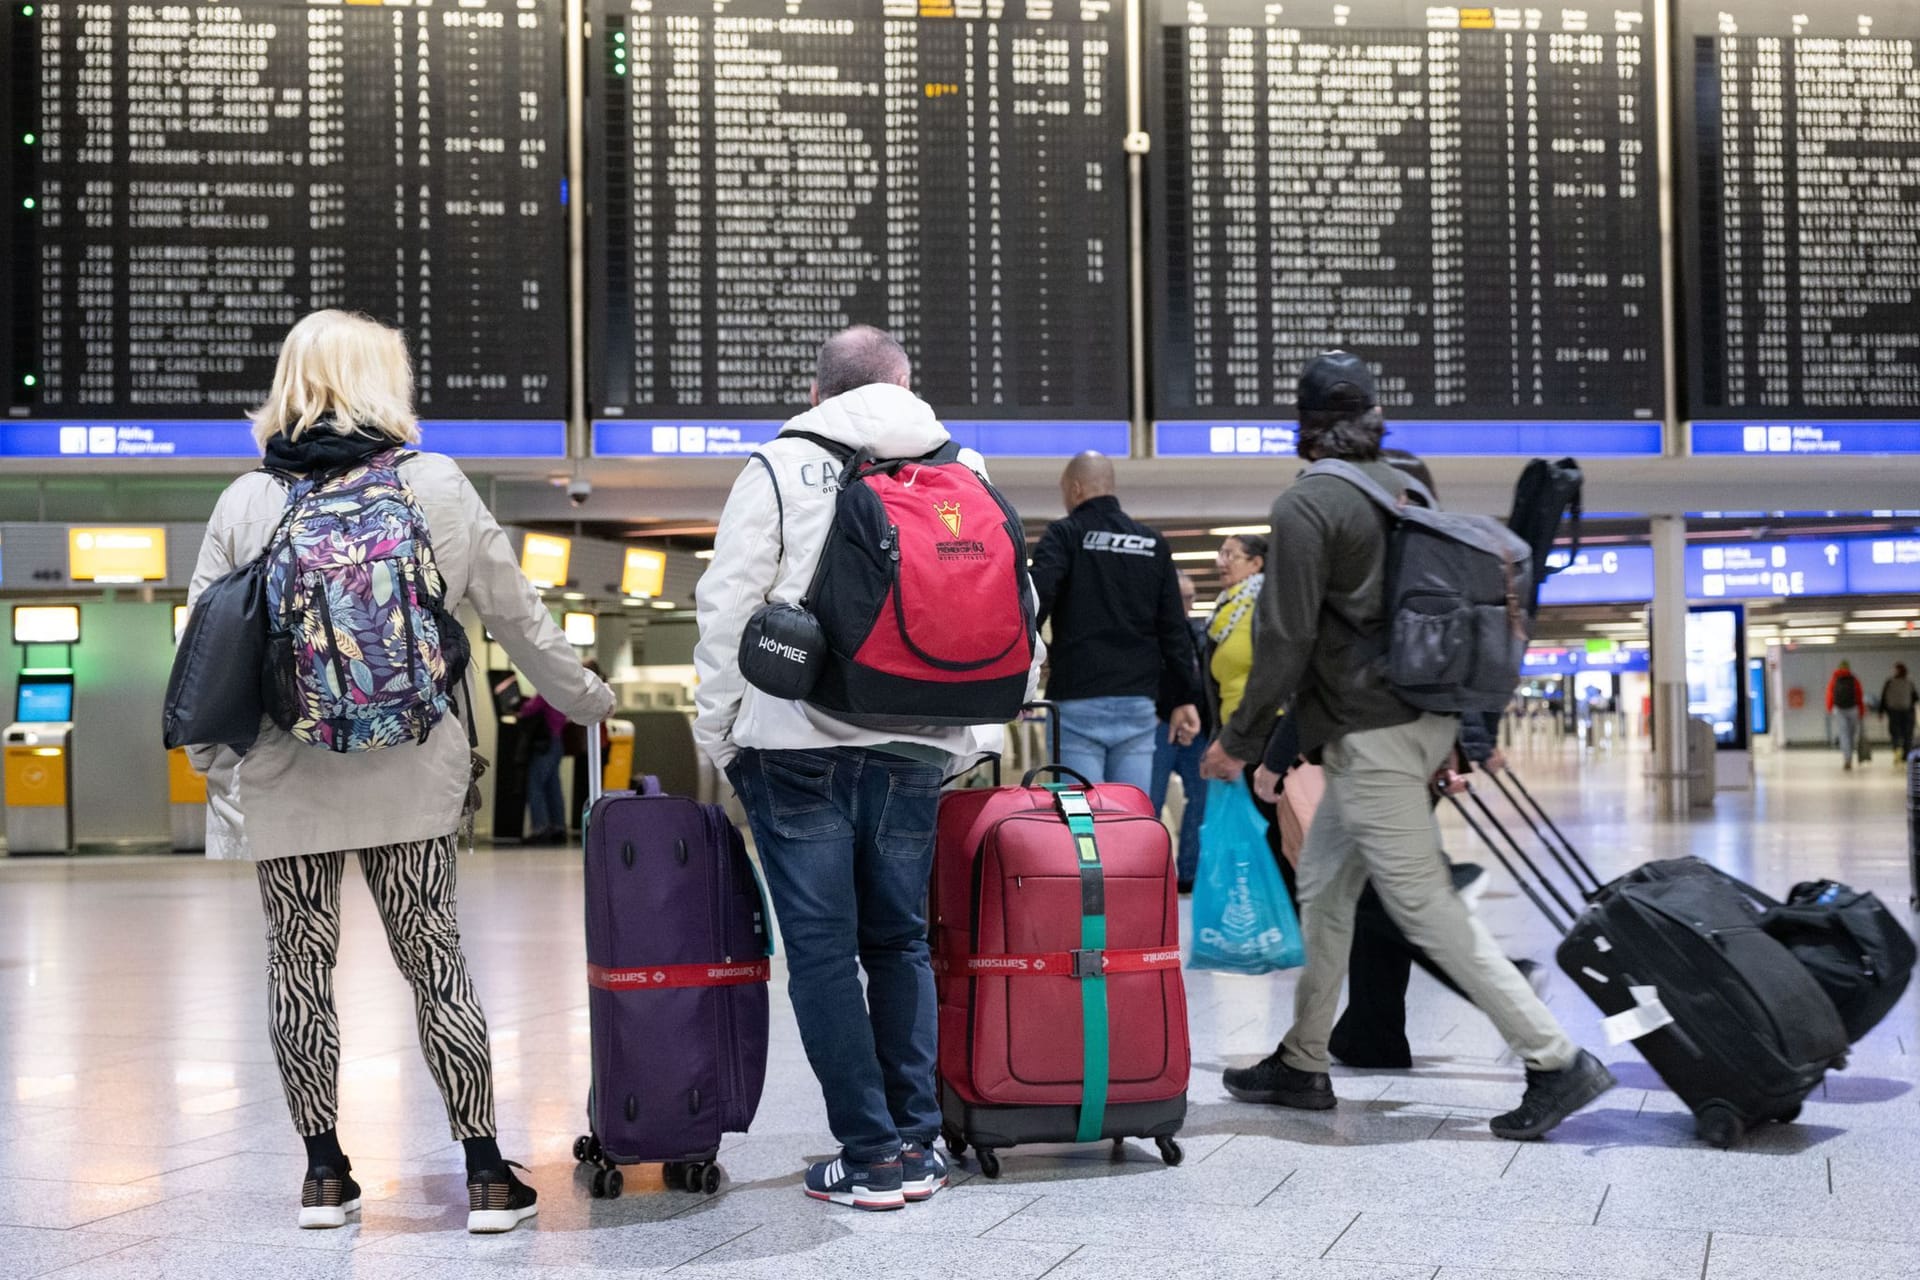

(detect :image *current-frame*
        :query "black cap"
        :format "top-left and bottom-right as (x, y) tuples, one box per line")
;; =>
(1297, 350), (1378, 413)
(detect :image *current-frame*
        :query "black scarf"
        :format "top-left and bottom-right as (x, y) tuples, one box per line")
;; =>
(263, 418), (393, 476)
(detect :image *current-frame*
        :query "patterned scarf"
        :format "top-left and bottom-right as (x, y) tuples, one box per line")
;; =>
(1209, 573), (1264, 645)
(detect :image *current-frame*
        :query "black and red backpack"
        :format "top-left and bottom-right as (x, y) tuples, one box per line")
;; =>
(739, 431), (1036, 729)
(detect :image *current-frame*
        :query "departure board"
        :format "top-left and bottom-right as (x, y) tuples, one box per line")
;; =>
(1681, 0), (1920, 451)
(1152, 0), (1666, 456)
(0, 0), (568, 453)
(588, 0), (1132, 457)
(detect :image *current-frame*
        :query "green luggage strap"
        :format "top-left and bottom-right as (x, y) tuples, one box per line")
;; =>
(1051, 787), (1110, 1143)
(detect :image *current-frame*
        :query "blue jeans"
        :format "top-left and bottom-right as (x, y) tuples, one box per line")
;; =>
(730, 747), (942, 1163)
(1151, 725), (1208, 883)
(526, 737), (565, 833)
(1057, 696), (1159, 795)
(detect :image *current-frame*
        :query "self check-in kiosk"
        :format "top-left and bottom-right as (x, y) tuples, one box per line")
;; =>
(5, 664), (76, 854)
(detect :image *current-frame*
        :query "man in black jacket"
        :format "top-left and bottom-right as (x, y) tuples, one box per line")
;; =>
(1031, 453), (1201, 792)
(1201, 351), (1612, 1142)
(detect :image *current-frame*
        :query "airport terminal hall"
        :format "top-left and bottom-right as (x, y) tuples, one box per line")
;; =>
(9, 0), (1920, 1276)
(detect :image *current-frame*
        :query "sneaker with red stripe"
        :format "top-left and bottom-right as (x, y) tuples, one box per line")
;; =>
(804, 1154), (905, 1211)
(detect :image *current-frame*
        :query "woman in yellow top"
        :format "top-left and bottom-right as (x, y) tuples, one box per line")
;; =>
(1208, 533), (1266, 726)
(1205, 533), (1295, 894)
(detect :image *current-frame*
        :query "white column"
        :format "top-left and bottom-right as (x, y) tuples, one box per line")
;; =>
(1650, 513), (1691, 817)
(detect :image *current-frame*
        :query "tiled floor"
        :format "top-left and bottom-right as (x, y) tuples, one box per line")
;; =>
(3, 742), (1917, 1279)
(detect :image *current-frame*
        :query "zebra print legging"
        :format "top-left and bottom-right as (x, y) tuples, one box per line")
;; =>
(255, 834), (496, 1140)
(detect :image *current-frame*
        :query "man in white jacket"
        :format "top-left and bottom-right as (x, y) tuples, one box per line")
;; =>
(695, 326), (1036, 1212)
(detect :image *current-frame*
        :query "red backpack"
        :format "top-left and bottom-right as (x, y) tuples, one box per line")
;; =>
(746, 432), (1036, 729)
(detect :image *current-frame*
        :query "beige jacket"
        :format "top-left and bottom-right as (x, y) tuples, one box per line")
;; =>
(187, 451), (614, 861)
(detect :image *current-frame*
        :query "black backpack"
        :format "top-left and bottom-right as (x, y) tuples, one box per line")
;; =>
(1306, 460), (1535, 717)
(1506, 457), (1584, 620)
(1761, 880), (1916, 1043)
(1834, 674), (1861, 710)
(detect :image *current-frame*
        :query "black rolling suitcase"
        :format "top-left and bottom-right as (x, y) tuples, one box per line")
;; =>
(1446, 766), (1849, 1149)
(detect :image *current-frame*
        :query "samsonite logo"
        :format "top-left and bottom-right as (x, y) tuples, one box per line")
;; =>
(757, 634), (810, 664)
(705, 965), (764, 981)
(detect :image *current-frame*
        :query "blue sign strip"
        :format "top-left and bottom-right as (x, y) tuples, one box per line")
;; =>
(1155, 419), (1663, 458)
(593, 418), (1131, 459)
(0, 419), (567, 460)
(1691, 421), (1920, 456)
(1535, 535), (1920, 604)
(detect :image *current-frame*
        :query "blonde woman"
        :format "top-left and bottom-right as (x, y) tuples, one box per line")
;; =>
(187, 311), (613, 1233)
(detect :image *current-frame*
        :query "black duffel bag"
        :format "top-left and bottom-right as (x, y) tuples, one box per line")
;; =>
(1761, 879), (1916, 1043)
(162, 477), (297, 753)
(162, 554), (277, 752)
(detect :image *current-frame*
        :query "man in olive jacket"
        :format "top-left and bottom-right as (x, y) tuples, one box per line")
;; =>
(1201, 351), (1612, 1141)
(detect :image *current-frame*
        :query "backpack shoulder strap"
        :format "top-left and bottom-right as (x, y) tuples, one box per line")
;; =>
(1302, 458), (1431, 515)
(781, 429), (857, 462)
(749, 452), (786, 568)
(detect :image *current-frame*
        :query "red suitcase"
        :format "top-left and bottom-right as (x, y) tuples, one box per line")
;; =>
(932, 769), (1191, 1178)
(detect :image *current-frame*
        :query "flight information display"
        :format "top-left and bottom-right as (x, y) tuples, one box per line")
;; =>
(587, 0), (1132, 456)
(1680, 0), (1920, 440)
(1, 0), (569, 453)
(1151, 0), (1666, 455)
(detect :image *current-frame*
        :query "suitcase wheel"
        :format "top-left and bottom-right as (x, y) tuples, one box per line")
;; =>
(1777, 1103), (1803, 1125)
(942, 1127), (968, 1163)
(665, 1161), (722, 1195)
(1695, 1103), (1744, 1150)
(1156, 1137), (1185, 1167)
(573, 1134), (601, 1165)
(590, 1166), (624, 1199)
(1110, 1138), (1127, 1162)
(977, 1148), (1003, 1179)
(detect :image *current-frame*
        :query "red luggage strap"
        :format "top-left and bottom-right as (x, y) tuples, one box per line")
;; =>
(588, 960), (772, 991)
(932, 946), (1181, 978)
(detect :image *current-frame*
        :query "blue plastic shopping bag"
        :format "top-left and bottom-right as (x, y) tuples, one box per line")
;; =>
(1188, 778), (1306, 974)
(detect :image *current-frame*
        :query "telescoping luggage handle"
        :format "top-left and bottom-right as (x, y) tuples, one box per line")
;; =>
(1439, 762), (1605, 937)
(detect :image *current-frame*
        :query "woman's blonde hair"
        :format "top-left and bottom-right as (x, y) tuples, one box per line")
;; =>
(249, 310), (420, 449)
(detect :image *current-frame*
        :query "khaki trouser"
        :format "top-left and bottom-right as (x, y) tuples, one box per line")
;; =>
(1279, 713), (1578, 1074)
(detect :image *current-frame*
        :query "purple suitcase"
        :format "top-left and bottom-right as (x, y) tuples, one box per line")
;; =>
(573, 753), (772, 1199)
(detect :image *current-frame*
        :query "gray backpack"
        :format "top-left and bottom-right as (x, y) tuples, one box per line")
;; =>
(1306, 459), (1535, 716)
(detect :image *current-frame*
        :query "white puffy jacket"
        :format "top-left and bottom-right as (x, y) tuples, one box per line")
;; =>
(693, 384), (1040, 771)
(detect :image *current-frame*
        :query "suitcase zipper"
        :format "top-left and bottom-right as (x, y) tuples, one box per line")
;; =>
(709, 805), (745, 1131)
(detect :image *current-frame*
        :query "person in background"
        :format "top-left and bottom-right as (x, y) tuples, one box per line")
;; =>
(1829, 660), (1866, 771)
(1030, 452), (1202, 792)
(694, 326), (1042, 1211)
(1203, 533), (1293, 893)
(1202, 350), (1612, 1140)
(188, 310), (614, 1234)
(1882, 663), (1915, 762)
(1151, 571), (1211, 892)
(519, 688), (569, 843)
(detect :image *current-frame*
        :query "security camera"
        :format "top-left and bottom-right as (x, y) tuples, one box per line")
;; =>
(567, 476), (593, 507)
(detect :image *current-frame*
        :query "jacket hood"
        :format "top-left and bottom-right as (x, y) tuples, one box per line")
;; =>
(780, 383), (949, 457)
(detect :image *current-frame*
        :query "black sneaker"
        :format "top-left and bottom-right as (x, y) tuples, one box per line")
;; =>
(467, 1160), (539, 1234)
(298, 1162), (362, 1230)
(900, 1142), (948, 1202)
(1489, 1049), (1616, 1141)
(1222, 1052), (1337, 1110)
(804, 1153), (905, 1211)
(1328, 1027), (1413, 1070)
(1177, 879), (1195, 896)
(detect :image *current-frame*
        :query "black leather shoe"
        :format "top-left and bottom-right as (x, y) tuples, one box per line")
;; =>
(1490, 1049), (1616, 1141)
(1222, 1052), (1337, 1109)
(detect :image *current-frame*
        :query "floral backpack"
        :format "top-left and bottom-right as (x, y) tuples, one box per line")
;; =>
(262, 451), (469, 752)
